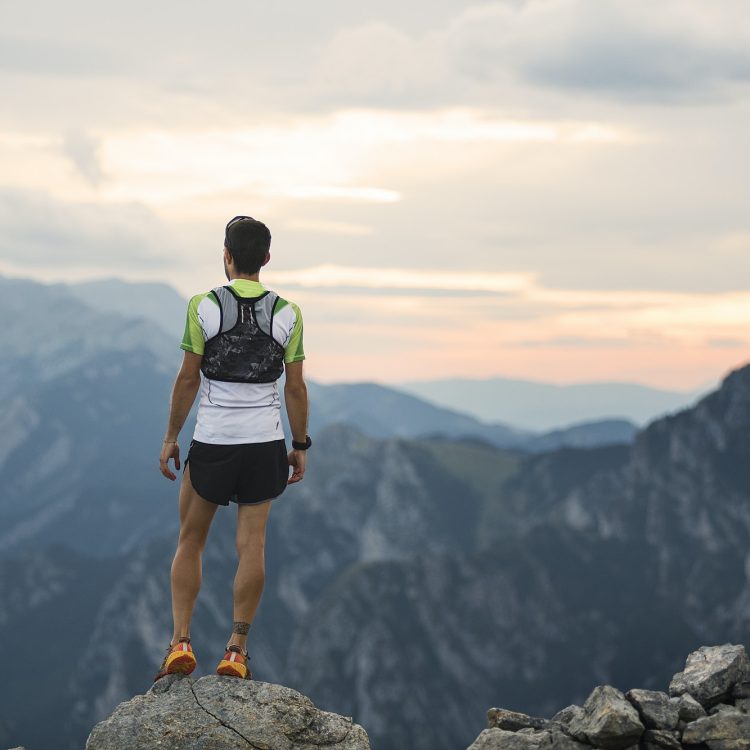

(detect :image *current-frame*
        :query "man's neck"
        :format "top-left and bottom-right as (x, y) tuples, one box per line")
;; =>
(229, 274), (261, 282)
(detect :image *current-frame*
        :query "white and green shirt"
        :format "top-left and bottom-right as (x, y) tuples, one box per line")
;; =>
(180, 278), (305, 444)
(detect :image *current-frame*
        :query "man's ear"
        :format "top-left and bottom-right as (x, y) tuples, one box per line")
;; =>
(224, 247), (233, 264)
(262, 251), (271, 267)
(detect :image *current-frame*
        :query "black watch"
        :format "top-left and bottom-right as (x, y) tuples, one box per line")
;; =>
(292, 435), (312, 451)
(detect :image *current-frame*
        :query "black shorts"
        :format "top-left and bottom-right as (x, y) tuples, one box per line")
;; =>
(184, 438), (289, 506)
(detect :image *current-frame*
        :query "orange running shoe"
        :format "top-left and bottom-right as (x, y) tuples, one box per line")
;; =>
(153, 636), (197, 682)
(216, 643), (252, 679)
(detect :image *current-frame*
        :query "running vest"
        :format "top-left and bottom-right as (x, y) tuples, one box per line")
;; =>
(200, 285), (286, 383)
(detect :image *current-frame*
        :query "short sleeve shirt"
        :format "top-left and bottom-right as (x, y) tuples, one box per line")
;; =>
(179, 278), (305, 444)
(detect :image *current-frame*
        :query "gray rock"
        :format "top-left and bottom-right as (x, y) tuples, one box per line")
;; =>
(487, 708), (549, 731)
(567, 685), (644, 750)
(641, 728), (682, 750)
(669, 644), (750, 708)
(85, 673), (370, 750)
(677, 693), (708, 722)
(625, 688), (679, 730)
(735, 698), (750, 713)
(708, 703), (741, 716)
(546, 729), (591, 750)
(466, 727), (552, 749)
(548, 705), (584, 736)
(681, 710), (750, 749)
(733, 681), (750, 699)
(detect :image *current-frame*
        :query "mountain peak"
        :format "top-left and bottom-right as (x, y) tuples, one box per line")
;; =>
(85, 673), (371, 749)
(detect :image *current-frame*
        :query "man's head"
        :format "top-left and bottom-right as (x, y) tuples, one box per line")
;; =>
(223, 216), (271, 280)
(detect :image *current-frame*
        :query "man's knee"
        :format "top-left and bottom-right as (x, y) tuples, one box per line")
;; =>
(236, 532), (266, 557)
(178, 531), (208, 552)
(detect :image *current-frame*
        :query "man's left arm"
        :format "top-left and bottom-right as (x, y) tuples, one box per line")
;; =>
(160, 350), (202, 481)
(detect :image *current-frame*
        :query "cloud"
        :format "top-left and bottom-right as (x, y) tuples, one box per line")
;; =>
(264, 265), (750, 347)
(705, 336), (747, 349)
(301, 0), (750, 109)
(0, 188), (173, 269)
(2, 0), (749, 134)
(511, 335), (632, 348)
(285, 219), (374, 236)
(450, 0), (750, 101)
(62, 130), (106, 187)
(0, 34), (127, 77)
(264, 264), (534, 293)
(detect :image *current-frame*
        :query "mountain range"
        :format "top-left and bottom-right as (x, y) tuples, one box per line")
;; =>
(394, 375), (711, 431)
(1, 273), (749, 750)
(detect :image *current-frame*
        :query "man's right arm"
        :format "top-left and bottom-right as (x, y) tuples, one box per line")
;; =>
(284, 360), (308, 483)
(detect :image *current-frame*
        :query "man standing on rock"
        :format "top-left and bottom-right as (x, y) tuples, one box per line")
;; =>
(154, 215), (311, 682)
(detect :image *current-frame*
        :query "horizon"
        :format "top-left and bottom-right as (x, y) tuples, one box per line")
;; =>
(0, 268), (733, 393)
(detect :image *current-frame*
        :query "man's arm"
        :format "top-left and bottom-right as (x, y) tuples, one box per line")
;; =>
(160, 350), (203, 480)
(284, 360), (308, 484)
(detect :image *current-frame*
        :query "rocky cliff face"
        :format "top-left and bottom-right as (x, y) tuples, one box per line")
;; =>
(82, 673), (370, 750)
(467, 643), (750, 750)
(284, 363), (750, 750)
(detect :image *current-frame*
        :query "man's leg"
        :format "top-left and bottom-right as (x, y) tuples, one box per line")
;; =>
(170, 463), (220, 645)
(229, 499), (273, 651)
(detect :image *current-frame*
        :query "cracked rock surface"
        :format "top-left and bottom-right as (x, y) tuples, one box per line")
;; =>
(84, 673), (371, 750)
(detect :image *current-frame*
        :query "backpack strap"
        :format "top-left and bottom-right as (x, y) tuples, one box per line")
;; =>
(269, 293), (279, 340)
(210, 286), (239, 334)
(253, 291), (281, 344)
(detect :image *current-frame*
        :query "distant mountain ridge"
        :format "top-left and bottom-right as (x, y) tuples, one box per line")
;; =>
(394, 375), (712, 431)
(62, 277), (188, 343)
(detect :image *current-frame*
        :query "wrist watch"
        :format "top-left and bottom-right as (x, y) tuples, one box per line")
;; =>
(292, 435), (312, 451)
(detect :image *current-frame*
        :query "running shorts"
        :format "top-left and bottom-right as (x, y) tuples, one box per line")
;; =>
(184, 438), (289, 506)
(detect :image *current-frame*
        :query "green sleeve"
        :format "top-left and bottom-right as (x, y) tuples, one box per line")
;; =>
(180, 294), (206, 355)
(284, 302), (305, 363)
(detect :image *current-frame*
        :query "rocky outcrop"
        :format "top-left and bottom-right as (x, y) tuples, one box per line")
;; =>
(467, 643), (750, 750)
(84, 673), (370, 750)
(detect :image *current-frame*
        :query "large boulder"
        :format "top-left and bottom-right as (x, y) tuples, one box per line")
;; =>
(625, 688), (679, 730)
(675, 692), (707, 722)
(669, 644), (750, 708)
(681, 709), (750, 749)
(567, 685), (644, 749)
(640, 728), (681, 750)
(85, 673), (370, 750)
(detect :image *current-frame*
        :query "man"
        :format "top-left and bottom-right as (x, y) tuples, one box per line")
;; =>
(154, 215), (310, 682)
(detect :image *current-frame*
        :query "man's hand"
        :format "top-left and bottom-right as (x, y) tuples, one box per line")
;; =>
(160, 441), (181, 481)
(287, 449), (307, 484)
(160, 351), (201, 481)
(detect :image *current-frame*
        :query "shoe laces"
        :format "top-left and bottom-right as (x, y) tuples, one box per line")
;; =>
(166, 636), (191, 652)
(225, 643), (249, 659)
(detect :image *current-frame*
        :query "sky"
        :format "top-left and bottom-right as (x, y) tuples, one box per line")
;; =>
(1, 0), (749, 389)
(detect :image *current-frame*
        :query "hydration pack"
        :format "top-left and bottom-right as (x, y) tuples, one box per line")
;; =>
(200, 285), (286, 383)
